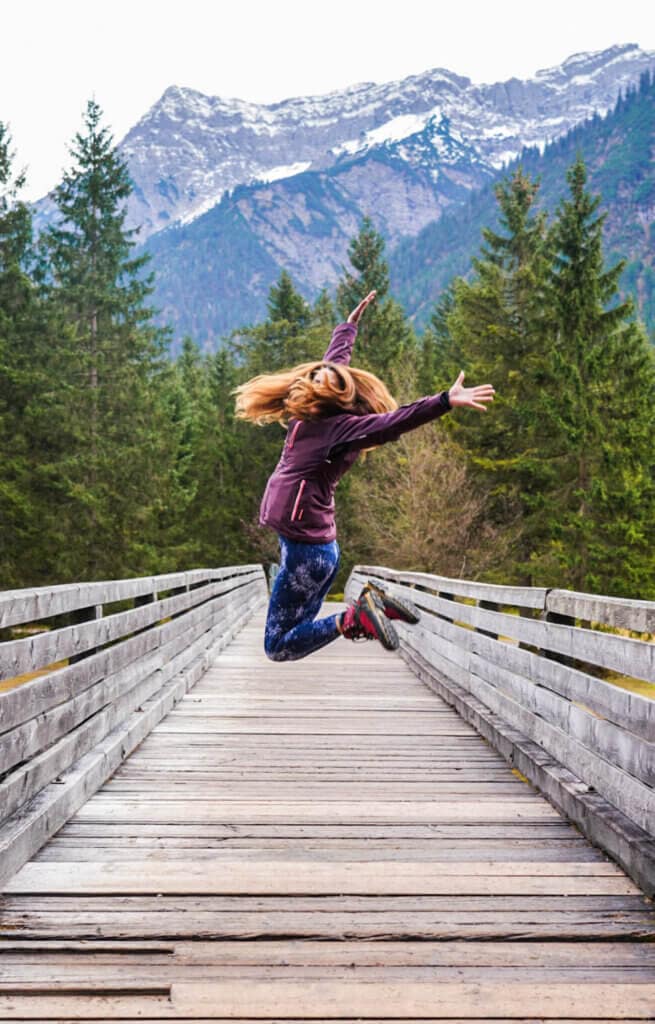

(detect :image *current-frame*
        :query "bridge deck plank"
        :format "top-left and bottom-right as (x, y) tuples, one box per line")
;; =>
(1, 603), (654, 1020)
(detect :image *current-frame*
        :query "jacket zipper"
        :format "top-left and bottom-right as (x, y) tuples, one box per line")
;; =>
(290, 478), (306, 521)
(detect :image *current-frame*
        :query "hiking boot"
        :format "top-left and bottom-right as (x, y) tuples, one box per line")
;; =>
(360, 579), (421, 625)
(339, 591), (399, 651)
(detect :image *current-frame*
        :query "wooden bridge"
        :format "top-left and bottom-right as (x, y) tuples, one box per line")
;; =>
(1, 563), (654, 1020)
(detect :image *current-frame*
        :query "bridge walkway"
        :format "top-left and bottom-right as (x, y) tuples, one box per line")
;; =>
(1, 603), (654, 1020)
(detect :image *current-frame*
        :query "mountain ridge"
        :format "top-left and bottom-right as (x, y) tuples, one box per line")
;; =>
(32, 43), (654, 238)
(28, 43), (655, 351)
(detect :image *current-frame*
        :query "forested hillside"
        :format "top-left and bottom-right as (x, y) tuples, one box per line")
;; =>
(390, 69), (655, 337)
(2, 97), (654, 600)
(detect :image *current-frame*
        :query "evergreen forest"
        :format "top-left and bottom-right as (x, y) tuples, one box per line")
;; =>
(2, 98), (654, 599)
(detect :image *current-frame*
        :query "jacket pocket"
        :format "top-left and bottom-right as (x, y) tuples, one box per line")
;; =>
(290, 478), (307, 521)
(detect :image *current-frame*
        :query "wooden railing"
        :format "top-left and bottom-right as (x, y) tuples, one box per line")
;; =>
(0, 565), (267, 885)
(346, 566), (655, 895)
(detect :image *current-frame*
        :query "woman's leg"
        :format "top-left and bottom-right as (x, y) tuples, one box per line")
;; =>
(264, 535), (342, 661)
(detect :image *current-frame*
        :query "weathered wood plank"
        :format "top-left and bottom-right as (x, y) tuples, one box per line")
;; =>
(0, 572), (265, 681)
(547, 588), (655, 633)
(3, 593), (654, 1021)
(2, 937), (653, 967)
(53, 821), (580, 838)
(1, 938), (651, 966)
(0, 1014), (648, 1024)
(0, 979), (654, 1019)
(69, 800), (562, 823)
(0, 564), (264, 629)
(5, 965), (655, 983)
(30, 843), (606, 863)
(96, 783), (530, 799)
(0, 595), (264, 887)
(351, 570), (655, 685)
(351, 565), (548, 609)
(7, 894), (648, 912)
(0, 587), (263, 819)
(3, 908), (653, 940)
(4, 859), (638, 896)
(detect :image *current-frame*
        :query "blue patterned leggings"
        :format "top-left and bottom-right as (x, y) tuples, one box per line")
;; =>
(264, 534), (342, 661)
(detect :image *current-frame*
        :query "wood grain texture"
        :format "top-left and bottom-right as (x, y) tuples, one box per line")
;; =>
(347, 568), (655, 880)
(1, 594), (654, 1020)
(1, 571), (264, 680)
(348, 570), (655, 683)
(0, 581), (266, 887)
(0, 564), (264, 630)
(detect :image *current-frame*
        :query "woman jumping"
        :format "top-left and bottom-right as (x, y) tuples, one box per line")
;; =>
(233, 291), (495, 661)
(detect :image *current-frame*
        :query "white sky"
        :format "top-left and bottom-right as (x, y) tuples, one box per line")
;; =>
(3, 0), (654, 201)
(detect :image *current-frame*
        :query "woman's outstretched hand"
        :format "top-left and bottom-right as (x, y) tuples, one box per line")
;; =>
(448, 371), (496, 411)
(347, 290), (377, 324)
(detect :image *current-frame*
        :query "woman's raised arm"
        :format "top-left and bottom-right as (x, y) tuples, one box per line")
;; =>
(320, 290), (378, 364)
(325, 369), (495, 453)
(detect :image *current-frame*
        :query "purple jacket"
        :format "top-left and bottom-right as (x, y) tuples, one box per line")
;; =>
(258, 322), (452, 543)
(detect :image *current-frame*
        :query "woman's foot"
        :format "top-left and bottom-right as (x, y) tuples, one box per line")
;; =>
(359, 580), (421, 624)
(339, 591), (399, 651)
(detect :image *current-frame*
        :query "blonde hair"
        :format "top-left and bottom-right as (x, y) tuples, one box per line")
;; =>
(232, 359), (398, 428)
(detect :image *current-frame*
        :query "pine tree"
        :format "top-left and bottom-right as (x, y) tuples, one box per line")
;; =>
(37, 98), (181, 581)
(311, 287), (336, 329)
(0, 121), (76, 586)
(171, 335), (206, 504)
(421, 282), (460, 394)
(0, 120), (38, 585)
(335, 215), (413, 378)
(266, 269), (310, 331)
(337, 215), (390, 306)
(230, 271), (326, 377)
(442, 166), (555, 582)
(0, 123), (31, 308)
(532, 156), (655, 595)
(157, 338), (243, 569)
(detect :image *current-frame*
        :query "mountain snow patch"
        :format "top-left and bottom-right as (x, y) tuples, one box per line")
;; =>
(333, 112), (430, 156)
(257, 161), (312, 183)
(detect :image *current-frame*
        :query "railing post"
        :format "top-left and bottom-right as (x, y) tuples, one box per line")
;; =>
(69, 604), (103, 663)
(437, 589), (456, 623)
(541, 608), (576, 666)
(476, 599), (499, 640)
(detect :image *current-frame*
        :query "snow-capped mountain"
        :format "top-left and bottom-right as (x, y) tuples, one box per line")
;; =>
(116, 42), (655, 239)
(140, 111), (496, 349)
(29, 43), (655, 350)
